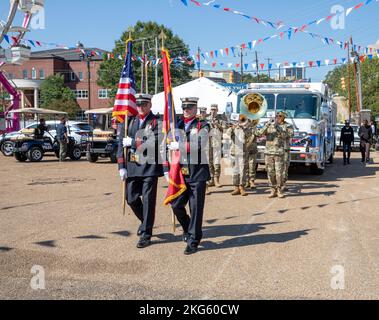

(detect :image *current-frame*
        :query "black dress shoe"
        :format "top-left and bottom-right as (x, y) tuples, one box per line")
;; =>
(182, 233), (190, 243)
(137, 226), (143, 237)
(184, 244), (198, 255)
(137, 238), (151, 249)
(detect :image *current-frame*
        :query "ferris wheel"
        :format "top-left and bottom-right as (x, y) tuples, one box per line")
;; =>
(0, 0), (44, 64)
(0, 1), (45, 133)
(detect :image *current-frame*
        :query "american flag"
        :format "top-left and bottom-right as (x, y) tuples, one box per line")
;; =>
(112, 40), (138, 123)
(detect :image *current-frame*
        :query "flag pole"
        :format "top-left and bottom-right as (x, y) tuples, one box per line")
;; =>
(123, 33), (132, 216)
(161, 33), (176, 234)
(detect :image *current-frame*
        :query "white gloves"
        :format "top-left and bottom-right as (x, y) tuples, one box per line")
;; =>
(167, 141), (180, 151)
(123, 137), (133, 148)
(119, 169), (128, 181)
(164, 172), (170, 183)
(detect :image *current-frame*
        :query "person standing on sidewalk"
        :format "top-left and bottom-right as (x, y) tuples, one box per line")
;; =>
(340, 120), (354, 165)
(359, 120), (373, 164)
(56, 117), (68, 162)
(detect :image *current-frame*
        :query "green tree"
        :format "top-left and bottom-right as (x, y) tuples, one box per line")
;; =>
(40, 74), (80, 117)
(0, 90), (10, 113)
(97, 21), (194, 101)
(324, 57), (379, 116)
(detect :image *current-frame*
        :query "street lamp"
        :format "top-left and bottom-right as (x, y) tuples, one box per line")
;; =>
(76, 41), (92, 111)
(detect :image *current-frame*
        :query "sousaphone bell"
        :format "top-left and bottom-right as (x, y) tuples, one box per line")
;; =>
(240, 92), (268, 121)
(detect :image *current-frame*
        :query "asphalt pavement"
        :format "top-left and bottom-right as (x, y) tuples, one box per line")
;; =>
(0, 151), (378, 300)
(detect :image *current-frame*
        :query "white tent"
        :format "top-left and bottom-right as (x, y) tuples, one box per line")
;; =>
(152, 77), (237, 115)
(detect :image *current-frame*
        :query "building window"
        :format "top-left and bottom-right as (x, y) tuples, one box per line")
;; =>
(98, 89), (110, 99)
(39, 69), (45, 79)
(31, 68), (37, 80)
(73, 90), (89, 99)
(22, 70), (28, 79)
(79, 72), (83, 81)
(70, 72), (76, 82)
(76, 110), (87, 121)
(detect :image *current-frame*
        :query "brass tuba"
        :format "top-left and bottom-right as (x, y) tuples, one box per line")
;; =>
(240, 93), (268, 121)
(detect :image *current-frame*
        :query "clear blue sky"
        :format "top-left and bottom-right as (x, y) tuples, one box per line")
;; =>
(2, 0), (378, 81)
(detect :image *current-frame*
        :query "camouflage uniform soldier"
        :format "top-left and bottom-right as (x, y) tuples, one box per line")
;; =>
(245, 120), (259, 190)
(199, 107), (208, 121)
(226, 115), (254, 197)
(257, 112), (291, 199)
(283, 117), (295, 189)
(207, 104), (226, 189)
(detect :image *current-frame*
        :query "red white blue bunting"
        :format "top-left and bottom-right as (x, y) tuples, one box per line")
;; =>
(180, 0), (378, 33)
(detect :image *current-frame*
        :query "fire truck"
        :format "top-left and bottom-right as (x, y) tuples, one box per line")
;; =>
(237, 83), (337, 175)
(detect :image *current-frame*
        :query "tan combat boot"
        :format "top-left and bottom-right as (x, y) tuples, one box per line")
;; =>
(277, 188), (285, 199)
(206, 186), (211, 196)
(208, 178), (215, 188)
(239, 186), (248, 197)
(268, 188), (277, 198)
(249, 180), (256, 190)
(215, 177), (222, 188)
(231, 187), (241, 196)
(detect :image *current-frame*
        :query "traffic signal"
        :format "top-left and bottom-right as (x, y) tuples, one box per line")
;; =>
(341, 77), (346, 90)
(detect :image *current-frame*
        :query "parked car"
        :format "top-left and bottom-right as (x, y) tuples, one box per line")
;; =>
(0, 121), (92, 156)
(334, 123), (360, 151)
(24, 120), (93, 144)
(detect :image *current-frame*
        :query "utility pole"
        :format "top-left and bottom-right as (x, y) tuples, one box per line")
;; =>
(265, 58), (272, 79)
(145, 53), (148, 94)
(141, 40), (145, 93)
(238, 46), (245, 82)
(155, 37), (158, 94)
(347, 40), (353, 122)
(350, 36), (363, 125)
(255, 51), (260, 82)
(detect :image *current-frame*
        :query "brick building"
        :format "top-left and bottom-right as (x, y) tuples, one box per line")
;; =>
(1, 48), (111, 118)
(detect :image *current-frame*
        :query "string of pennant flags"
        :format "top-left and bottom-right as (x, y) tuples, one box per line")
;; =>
(2, 34), (69, 49)
(180, 0), (379, 33)
(200, 54), (379, 72)
(103, 51), (194, 66)
(194, 30), (375, 64)
(102, 49), (379, 71)
(180, 0), (377, 56)
(0, 0), (377, 56)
